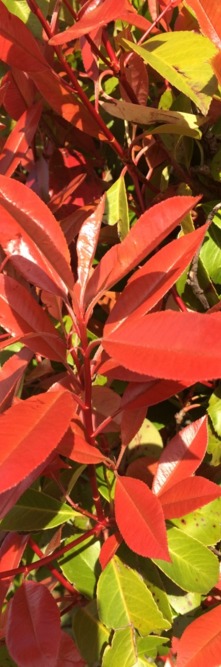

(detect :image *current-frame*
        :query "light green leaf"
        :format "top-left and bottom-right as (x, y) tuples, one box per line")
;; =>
(0, 489), (75, 531)
(137, 635), (169, 659)
(120, 32), (218, 115)
(104, 176), (129, 240)
(102, 627), (137, 667)
(127, 418), (163, 461)
(200, 225), (221, 285)
(2, 0), (49, 39)
(208, 387), (221, 435)
(73, 600), (110, 664)
(59, 534), (100, 598)
(102, 100), (203, 138)
(168, 590), (201, 615)
(97, 556), (170, 634)
(134, 558), (172, 625)
(207, 422), (221, 465)
(172, 498), (221, 546)
(154, 527), (219, 593)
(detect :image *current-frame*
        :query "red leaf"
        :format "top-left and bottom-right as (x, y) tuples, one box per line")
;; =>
(92, 385), (121, 433)
(58, 422), (110, 464)
(159, 476), (221, 519)
(5, 581), (61, 667)
(99, 532), (122, 570)
(74, 196), (105, 310)
(152, 417), (208, 495)
(56, 631), (86, 667)
(0, 275), (66, 362)
(115, 476), (170, 560)
(121, 406), (147, 446)
(85, 196), (199, 314)
(1, 69), (35, 120)
(121, 378), (188, 410)
(0, 3), (47, 71)
(0, 176), (73, 295)
(212, 50), (221, 85)
(0, 347), (33, 412)
(0, 390), (74, 498)
(0, 103), (42, 177)
(105, 224), (208, 336)
(50, 0), (138, 43)
(176, 604), (221, 667)
(103, 311), (221, 384)
(187, 0), (221, 48)
(0, 533), (28, 613)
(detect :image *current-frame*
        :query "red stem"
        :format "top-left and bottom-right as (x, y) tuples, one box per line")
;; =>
(29, 537), (77, 595)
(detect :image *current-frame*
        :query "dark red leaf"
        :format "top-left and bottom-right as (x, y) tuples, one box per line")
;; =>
(115, 476), (170, 560)
(0, 390), (74, 498)
(56, 631), (86, 667)
(176, 604), (221, 667)
(0, 102), (42, 177)
(85, 196), (199, 314)
(99, 532), (122, 570)
(0, 176), (73, 295)
(0, 275), (66, 361)
(159, 476), (221, 519)
(103, 311), (221, 384)
(105, 224), (208, 336)
(0, 347), (33, 412)
(0, 3), (47, 71)
(50, 0), (138, 43)
(121, 378), (188, 410)
(5, 581), (61, 667)
(152, 417), (208, 495)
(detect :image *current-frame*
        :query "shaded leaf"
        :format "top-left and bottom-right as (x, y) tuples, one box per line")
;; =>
(0, 347), (33, 412)
(103, 311), (221, 384)
(85, 196), (199, 313)
(0, 533), (28, 613)
(0, 488), (76, 531)
(0, 175), (73, 295)
(72, 600), (110, 664)
(115, 476), (170, 560)
(152, 417), (208, 495)
(59, 535), (100, 598)
(97, 556), (170, 633)
(56, 631), (86, 667)
(58, 422), (110, 464)
(176, 603), (221, 667)
(159, 476), (221, 519)
(5, 581), (61, 667)
(154, 526), (219, 593)
(0, 103), (42, 177)
(0, 275), (66, 362)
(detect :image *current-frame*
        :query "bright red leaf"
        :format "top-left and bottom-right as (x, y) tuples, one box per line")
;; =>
(159, 476), (221, 519)
(212, 50), (221, 85)
(152, 417), (208, 495)
(0, 347), (33, 412)
(115, 476), (170, 560)
(0, 533), (28, 614)
(105, 224), (208, 335)
(187, 0), (221, 48)
(0, 102), (42, 177)
(85, 196), (199, 315)
(0, 390), (73, 507)
(58, 422), (110, 464)
(176, 603), (221, 667)
(5, 581), (61, 667)
(0, 275), (66, 362)
(121, 378), (188, 410)
(103, 311), (221, 384)
(0, 176), (73, 295)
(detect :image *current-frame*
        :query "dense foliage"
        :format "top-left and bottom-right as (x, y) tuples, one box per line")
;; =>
(0, 0), (221, 665)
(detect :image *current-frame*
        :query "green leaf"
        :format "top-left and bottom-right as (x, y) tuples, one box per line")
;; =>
(97, 556), (170, 634)
(59, 534), (100, 598)
(102, 627), (137, 667)
(137, 635), (169, 659)
(2, 0), (49, 39)
(127, 418), (163, 461)
(172, 498), (221, 546)
(73, 600), (110, 664)
(200, 223), (221, 285)
(104, 176), (129, 240)
(0, 645), (17, 666)
(0, 489), (75, 531)
(168, 590), (201, 615)
(120, 32), (217, 115)
(207, 422), (221, 465)
(208, 386), (221, 435)
(154, 527), (219, 593)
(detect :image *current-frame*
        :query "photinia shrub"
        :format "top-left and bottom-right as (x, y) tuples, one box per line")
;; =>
(0, 0), (221, 665)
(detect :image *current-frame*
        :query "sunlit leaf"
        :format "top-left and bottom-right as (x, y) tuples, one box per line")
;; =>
(176, 603), (221, 667)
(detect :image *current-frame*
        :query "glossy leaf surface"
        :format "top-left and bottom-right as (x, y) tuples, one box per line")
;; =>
(159, 476), (221, 519)
(152, 417), (208, 495)
(97, 556), (170, 633)
(59, 535), (100, 599)
(0, 347), (32, 412)
(115, 476), (170, 560)
(5, 581), (61, 667)
(187, 0), (221, 48)
(0, 176), (73, 295)
(0, 103), (42, 177)
(103, 312), (221, 384)
(0, 488), (76, 531)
